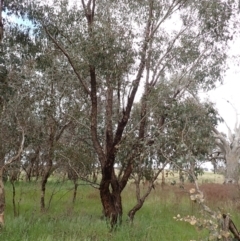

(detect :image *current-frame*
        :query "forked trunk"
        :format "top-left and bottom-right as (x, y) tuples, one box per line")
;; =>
(100, 173), (122, 229)
(0, 167), (5, 226)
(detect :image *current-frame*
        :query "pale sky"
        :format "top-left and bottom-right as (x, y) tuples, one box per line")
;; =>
(204, 37), (240, 134)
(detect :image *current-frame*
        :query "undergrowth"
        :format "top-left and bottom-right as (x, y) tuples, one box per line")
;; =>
(0, 180), (239, 241)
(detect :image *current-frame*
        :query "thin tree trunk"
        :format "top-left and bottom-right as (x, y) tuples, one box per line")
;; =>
(127, 176), (141, 222)
(128, 165), (166, 222)
(127, 179), (155, 222)
(40, 176), (47, 211)
(10, 179), (17, 217)
(40, 155), (53, 211)
(72, 180), (78, 204)
(40, 120), (55, 211)
(40, 170), (51, 211)
(161, 169), (165, 186)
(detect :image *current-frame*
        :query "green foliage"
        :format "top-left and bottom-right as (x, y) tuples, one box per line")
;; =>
(1, 0), (239, 229)
(150, 84), (218, 160)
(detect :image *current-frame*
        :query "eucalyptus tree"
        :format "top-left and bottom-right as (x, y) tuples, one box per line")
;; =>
(21, 50), (80, 210)
(126, 82), (219, 221)
(1, 5), (78, 213)
(213, 115), (240, 184)
(0, 93), (26, 225)
(55, 107), (99, 203)
(9, 0), (238, 226)
(0, 2), (34, 225)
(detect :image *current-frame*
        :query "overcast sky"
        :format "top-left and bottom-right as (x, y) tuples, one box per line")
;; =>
(203, 37), (240, 134)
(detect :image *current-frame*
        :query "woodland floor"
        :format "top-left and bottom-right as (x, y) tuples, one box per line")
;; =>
(1, 172), (240, 241)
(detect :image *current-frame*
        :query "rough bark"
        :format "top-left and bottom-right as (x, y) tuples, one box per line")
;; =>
(100, 183), (122, 228)
(99, 160), (123, 228)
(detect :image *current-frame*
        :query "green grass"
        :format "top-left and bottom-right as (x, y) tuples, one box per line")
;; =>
(0, 175), (237, 241)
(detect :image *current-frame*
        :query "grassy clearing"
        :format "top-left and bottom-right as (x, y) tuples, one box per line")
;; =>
(154, 170), (225, 185)
(1, 173), (239, 241)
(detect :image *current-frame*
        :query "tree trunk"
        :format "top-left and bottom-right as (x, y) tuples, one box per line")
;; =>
(100, 185), (122, 229)
(161, 169), (165, 186)
(0, 130), (24, 225)
(72, 180), (78, 204)
(100, 167), (122, 229)
(127, 179), (155, 222)
(10, 178), (17, 217)
(127, 178), (143, 223)
(225, 153), (239, 184)
(40, 174), (48, 211)
(40, 165), (52, 211)
(0, 167), (5, 226)
(128, 202), (144, 223)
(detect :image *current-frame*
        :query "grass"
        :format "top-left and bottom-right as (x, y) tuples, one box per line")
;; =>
(156, 170), (225, 185)
(1, 173), (239, 241)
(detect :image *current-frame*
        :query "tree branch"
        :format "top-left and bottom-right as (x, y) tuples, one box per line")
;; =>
(44, 26), (90, 96)
(113, 0), (154, 147)
(5, 127), (25, 167)
(55, 121), (72, 142)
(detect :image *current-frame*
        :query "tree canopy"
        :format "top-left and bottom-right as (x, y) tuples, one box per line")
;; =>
(0, 0), (239, 227)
